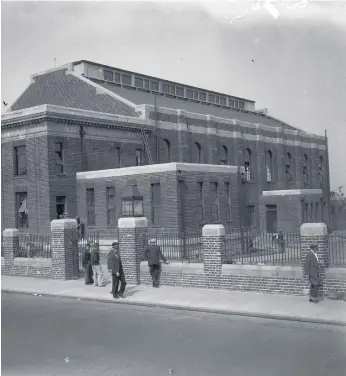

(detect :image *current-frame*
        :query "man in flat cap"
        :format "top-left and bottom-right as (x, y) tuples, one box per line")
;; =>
(303, 243), (322, 303)
(143, 238), (169, 288)
(107, 241), (126, 299)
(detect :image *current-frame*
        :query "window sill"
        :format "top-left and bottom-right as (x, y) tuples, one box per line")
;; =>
(56, 173), (66, 177)
(152, 225), (163, 228)
(13, 174), (28, 179)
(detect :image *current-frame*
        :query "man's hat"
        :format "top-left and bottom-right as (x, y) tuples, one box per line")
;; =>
(310, 243), (318, 249)
(112, 241), (119, 247)
(150, 238), (156, 244)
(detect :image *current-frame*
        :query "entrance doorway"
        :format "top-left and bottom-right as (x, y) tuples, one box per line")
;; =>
(265, 204), (278, 233)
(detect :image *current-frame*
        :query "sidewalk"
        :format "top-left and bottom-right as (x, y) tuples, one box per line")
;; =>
(2, 275), (345, 326)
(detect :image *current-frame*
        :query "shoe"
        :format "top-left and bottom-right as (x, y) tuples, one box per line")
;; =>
(309, 299), (319, 303)
(113, 295), (119, 299)
(118, 293), (125, 298)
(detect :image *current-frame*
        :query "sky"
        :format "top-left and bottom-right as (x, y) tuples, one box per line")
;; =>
(1, 0), (346, 190)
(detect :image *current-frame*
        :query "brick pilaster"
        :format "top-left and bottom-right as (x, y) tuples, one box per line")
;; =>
(51, 219), (79, 280)
(118, 217), (148, 285)
(300, 223), (329, 296)
(2, 228), (18, 266)
(202, 224), (225, 289)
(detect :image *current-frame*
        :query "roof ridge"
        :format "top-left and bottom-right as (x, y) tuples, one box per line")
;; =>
(68, 71), (137, 110)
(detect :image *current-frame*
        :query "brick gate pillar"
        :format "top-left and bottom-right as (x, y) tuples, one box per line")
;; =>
(202, 224), (225, 289)
(3, 229), (18, 267)
(300, 223), (329, 297)
(118, 217), (148, 285)
(51, 219), (79, 280)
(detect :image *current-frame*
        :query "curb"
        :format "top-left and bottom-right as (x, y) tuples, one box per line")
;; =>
(3, 289), (346, 327)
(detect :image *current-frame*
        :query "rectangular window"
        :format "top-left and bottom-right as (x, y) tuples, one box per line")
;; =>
(151, 80), (159, 91)
(197, 182), (204, 222)
(224, 182), (231, 221)
(14, 145), (27, 176)
(246, 205), (255, 228)
(210, 182), (219, 222)
(162, 83), (170, 93)
(56, 196), (66, 219)
(135, 149), (142, 166)
(209, 94), (215, 104)
(215, 95), (220, 105)
(135, 77), (143, 88)
(193, 91), (199, 100)
(265, 205), (277, 233)
(15, 192), (28, 228)
(234, 100), (239, 108)
(170, 85), (175, 95)
(106, 187), (116, 226)
(220, 97), (226, 106)
(86, 188), (95, 226)
(114, 72), (121, 83)
(122, 74), (132, 85)
(187, 89), (193, 99)
(229, 98), (235, 107)
(239, 101), (245, 109)
(55, 142), (64, 174)
(151, 183), (161, 225)
(176, 86), (184, 97)
(104, 70), (114, 81)
(199, 92), (206, 101)
(143, 79), (150, 89)
(112, 147), (121, 168)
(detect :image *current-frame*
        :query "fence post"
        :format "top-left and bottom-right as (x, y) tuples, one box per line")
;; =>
(2, 229), (18, 267)
(300, 223), (329, 297)
(118, 217), (148, 285)
(51, 219), (79, 280)
(202, 224), (225, 289)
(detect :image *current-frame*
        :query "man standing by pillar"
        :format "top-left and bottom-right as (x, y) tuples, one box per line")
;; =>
(303, 244), (322, 303)
(144, 238), (169, 288)
(107, 241), (126, 299)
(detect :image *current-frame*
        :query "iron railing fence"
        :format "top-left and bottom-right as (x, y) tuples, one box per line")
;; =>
(328, 231), (346, 266)
(225, 231), (302, 266)
(16, 233), (52, 258)
(78, 231), (100, 271)
(148, 233), (203, 262)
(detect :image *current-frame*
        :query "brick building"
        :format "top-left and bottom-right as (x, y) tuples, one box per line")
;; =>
(1, 60), (337, 235)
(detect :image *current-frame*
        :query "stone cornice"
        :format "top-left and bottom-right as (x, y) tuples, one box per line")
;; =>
(1, 105), (152, 133)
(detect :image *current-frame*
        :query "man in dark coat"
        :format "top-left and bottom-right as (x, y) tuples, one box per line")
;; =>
(107, 241), (126, 299)
(82, 243), (93, 285)
(143, 238), (169, 288)
(303, 244), (322, 303)
(90, 242), (104, 287)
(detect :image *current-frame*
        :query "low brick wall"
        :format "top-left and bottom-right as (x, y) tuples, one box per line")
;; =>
(139, 261), (346, 298)
(1, 257), (52, 278)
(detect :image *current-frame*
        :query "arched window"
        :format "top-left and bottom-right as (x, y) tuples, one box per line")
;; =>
(286, 152), (292, 182)
(318, 155), (324, 183)
(266, 150), (273, 183)
(244, 148), (252, 181)
(162, 139), (171, 163)
(303, 154), (308, 182)
(195, 142), (202, 163)
(220, 145), (228, 165)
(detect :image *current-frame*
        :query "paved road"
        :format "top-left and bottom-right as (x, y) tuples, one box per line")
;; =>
(2, 293), (346, 376)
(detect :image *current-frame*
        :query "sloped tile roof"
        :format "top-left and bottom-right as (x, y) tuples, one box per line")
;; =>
(10, 69), (138, 117)
(95, 81), (299, 131)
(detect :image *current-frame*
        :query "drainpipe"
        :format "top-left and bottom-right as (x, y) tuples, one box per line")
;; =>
(79, 125), (86, 171)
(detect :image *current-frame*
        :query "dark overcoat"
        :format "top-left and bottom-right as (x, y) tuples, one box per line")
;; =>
(303, 250), (321, 286)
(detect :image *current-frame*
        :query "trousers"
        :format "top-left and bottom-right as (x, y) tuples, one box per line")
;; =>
(150, 264), (161, 287)
(92, 264), (104, 287)
(112, 271), (126, 296)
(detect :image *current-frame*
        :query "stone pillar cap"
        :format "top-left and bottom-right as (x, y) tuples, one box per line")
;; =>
(51, 219), (77, 230)
(118, 217), (148, 229)
(300, 223), (328, 237)
(202, 224), (225, 237)
(3, 228), (19, 237)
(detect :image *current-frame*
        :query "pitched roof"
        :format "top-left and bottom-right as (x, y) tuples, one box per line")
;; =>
(94, 80), (298, 130)
(10, 68), (138, 117)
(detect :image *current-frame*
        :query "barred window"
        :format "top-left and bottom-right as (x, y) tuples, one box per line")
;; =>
(55, 142), (64, 174)
(16, 192), (28, 228)
(106, 187), (116, 226)
(86, 188), (95, 226)
(14, 145), (27, 176)
(151, 183), (161, 225)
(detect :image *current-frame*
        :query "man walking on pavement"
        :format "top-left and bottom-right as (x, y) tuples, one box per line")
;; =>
(82, 242), (94, 285)
(90, 241), (104, 287)
(107, 241), (126, 299)
(144, 238), (169, 288)
(303, 243), (322, 303)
